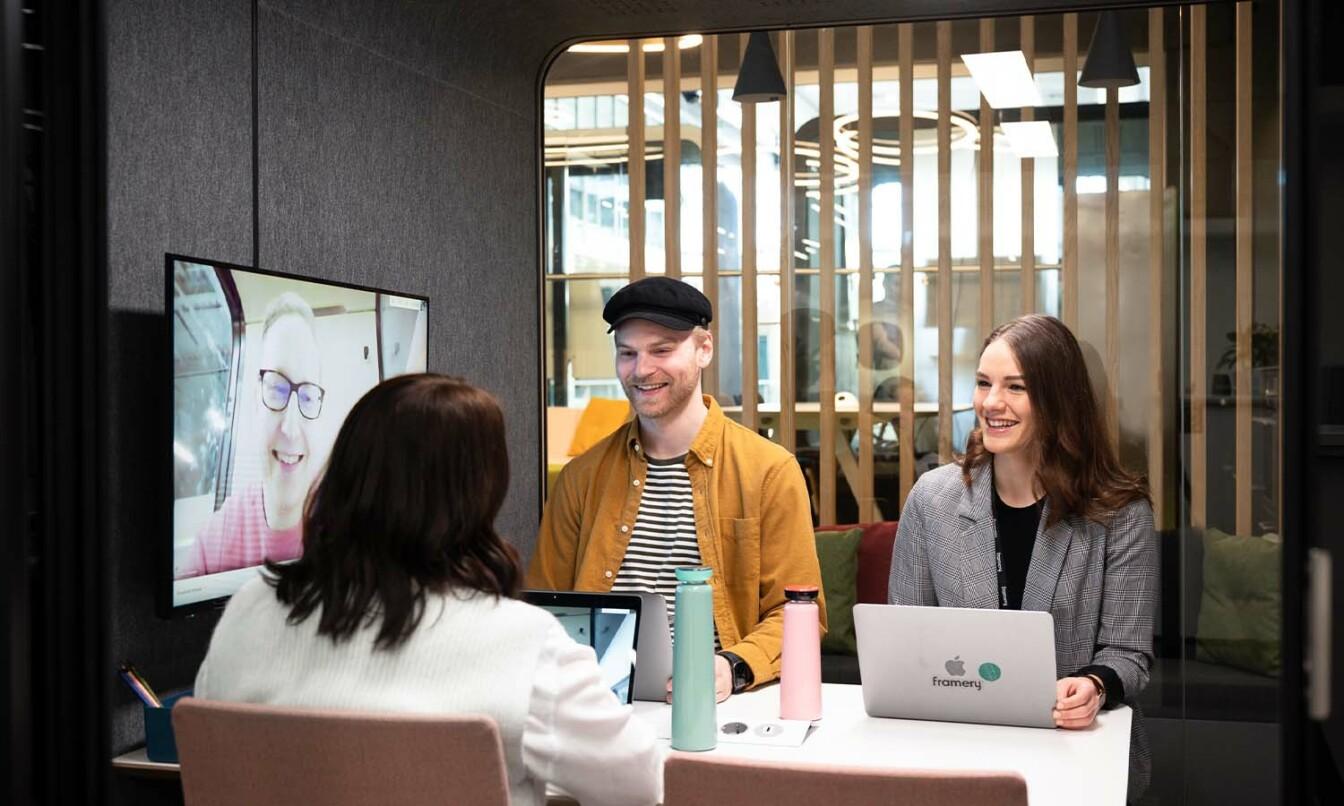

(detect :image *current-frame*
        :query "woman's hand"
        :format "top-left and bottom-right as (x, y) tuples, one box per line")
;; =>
(1053, 676), (1102, 729)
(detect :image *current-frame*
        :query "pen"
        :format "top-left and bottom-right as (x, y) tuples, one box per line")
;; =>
(118, 663), (163, 708)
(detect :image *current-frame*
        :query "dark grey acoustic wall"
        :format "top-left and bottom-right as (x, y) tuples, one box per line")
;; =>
(104, 2), (540, 793)
(105, 0), (254, 771)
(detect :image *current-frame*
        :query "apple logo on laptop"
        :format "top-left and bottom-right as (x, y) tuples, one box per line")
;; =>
(944, 656), (966, 676)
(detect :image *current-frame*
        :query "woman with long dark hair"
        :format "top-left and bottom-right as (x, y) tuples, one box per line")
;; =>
(888, 314), (1157, 799)
(195, 374), (659, 806)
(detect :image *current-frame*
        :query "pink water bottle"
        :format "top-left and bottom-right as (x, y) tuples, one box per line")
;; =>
(779, 585), (822, 721)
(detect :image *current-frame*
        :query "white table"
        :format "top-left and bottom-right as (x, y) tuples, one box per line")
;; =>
(629, 683), (1132, 806)
(113, 683), (1132, 805)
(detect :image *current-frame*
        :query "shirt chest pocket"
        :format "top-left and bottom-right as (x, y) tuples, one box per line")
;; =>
(716, 517), (761, 595)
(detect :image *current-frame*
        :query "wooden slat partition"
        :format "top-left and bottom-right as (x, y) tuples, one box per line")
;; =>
(701, 35), (719, 398)
(628, 41), (646, 281)
(1020, 16), (1035, 315)
(979, 19), (994, 337)
(819, 28), (837, 525)
(778, 30), (797, 452)
(937, 21), (953, 462)
(740, 33), (759, 432)
(1235, 2), (1253, 536)
(663, 39), (681, 279)
(1148, 9), (1166, 528)
(1063, 14), (1079, 330)
(898, 24), (916, 505)
(857, 26), (876, 523)
(1190, 6), (1207, 529)
(1105, 88), (1120, 446)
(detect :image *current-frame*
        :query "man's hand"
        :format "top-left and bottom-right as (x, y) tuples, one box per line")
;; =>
(1053, 676), (1101, 729)
(664, 655), (733, 704)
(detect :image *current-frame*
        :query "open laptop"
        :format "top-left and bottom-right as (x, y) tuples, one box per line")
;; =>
(524, 590), (673, 703)
(853, 604), (1057, 728)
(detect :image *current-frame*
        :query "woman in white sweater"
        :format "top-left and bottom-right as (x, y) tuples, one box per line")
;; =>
(195, 374), (660, 806)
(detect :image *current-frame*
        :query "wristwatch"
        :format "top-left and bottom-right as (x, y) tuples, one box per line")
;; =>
(719, 651), (754, 694)
(1085, 673), (1107, 708)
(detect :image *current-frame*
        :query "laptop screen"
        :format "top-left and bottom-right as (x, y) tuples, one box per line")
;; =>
(525, 591), (640, 704)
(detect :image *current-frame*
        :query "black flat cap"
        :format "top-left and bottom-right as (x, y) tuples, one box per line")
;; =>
(603, 276), (713, 333)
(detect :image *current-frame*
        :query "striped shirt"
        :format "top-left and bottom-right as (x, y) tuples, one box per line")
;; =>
(611, 455), (716, 645)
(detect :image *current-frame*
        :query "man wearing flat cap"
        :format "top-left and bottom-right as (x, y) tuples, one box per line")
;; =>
(529, 276), (825, 701)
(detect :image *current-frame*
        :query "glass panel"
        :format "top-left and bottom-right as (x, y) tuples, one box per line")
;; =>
(715, 33), (745, 273)
(680, 63), (704, 275)
(546, 278), (625, 407)
(543, 15), (1286, 801)
(716, 274), (743, 403)
(645, 44), (665, 274)
(755, 96), (782, 272)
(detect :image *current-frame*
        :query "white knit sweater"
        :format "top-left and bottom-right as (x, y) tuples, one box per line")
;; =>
(195, 576), (661, 806)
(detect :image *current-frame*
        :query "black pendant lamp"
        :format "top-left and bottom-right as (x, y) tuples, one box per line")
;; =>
(733, 32), (786, 103)
(1079, 11), (1140, 89)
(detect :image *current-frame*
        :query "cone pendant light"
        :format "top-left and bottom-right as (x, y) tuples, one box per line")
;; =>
(733, 32), (786, 103)
(1079, 11), (1140, 89)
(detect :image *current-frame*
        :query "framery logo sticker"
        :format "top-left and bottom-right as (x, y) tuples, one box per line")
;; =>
(930, 658), (1002, 690)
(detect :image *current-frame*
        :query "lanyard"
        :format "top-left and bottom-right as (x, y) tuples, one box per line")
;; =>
(991, 487), (1043, 610)
(992, 513), (1010, 609)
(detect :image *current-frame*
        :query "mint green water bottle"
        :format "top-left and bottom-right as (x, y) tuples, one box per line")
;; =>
(671, 566), (716, 751)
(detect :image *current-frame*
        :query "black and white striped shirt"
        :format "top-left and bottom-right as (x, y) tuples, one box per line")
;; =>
(611, 454), (715, 644)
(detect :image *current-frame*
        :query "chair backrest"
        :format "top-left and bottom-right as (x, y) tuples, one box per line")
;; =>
(663, 754), (1027, 806)
(173, 698), (510, 806)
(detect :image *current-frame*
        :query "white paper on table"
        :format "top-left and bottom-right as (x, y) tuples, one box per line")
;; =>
(648, 711), (812, 747)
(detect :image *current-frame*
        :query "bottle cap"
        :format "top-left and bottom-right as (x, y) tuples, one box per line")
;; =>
(675, 566), (714, 583)
(784, 585), (820, 602)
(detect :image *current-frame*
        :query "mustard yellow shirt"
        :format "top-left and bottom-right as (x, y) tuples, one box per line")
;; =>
(528, 396), (826, 687)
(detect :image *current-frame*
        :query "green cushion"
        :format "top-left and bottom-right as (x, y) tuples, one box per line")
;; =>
(1196, 528), (1282, 677)
(815, 528), (863, 656)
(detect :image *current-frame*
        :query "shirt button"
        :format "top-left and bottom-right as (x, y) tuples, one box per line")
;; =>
(605, 570), (613, 579)
(634, 443), (641, 452)
(632, 479), (641, 487)
(705, 458), (714, 467)
(620, 525), (630, 533)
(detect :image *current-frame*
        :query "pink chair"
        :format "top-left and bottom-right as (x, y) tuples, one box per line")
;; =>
(172, 698), (509, 806)
(663, 754), (1028, 806)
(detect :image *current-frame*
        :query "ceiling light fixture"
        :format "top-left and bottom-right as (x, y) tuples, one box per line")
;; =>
(733, 32), (786, 104)
(961, 51), (1042, 109)
(568, 34), (703, 54)
(1001, 121), (1058, 158)
(1079, 11), (1140, 89)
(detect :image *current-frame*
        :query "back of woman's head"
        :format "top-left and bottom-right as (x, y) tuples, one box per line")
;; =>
(961, 314), (1148, 524)
(267, 373), (520, 649)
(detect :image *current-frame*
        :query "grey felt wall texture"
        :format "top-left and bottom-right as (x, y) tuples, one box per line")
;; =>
(104, 1), (540, 791)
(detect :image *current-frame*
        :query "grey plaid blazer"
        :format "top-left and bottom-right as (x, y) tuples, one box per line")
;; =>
(888, 461), (1158, 799)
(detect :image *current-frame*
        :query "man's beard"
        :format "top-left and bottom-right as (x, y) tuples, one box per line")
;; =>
(624, 370), (699, 420)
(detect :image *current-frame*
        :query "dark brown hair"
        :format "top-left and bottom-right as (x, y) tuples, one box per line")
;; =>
(961, 314), (1149, 526)
(266, 374), (520, 649)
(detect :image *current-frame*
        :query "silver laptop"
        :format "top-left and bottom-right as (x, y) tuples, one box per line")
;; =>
(628, 592), (672, 702)
(854, 604), (1057, 728)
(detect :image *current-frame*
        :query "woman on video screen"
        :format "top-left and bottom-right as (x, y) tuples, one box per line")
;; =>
(177, 292), (323, 578)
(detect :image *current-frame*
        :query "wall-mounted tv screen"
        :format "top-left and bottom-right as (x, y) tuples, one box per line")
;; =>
(167, 254), (428, 613)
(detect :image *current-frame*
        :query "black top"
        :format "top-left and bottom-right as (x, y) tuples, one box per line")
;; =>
(992, 485), (1043, 612)
(991, 484), (1126, 706)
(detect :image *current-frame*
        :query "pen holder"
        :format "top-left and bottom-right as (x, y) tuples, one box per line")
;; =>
(144, 689), (193, 763)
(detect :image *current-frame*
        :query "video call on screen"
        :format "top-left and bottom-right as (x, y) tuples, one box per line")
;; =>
(170, 259), (428, 609)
